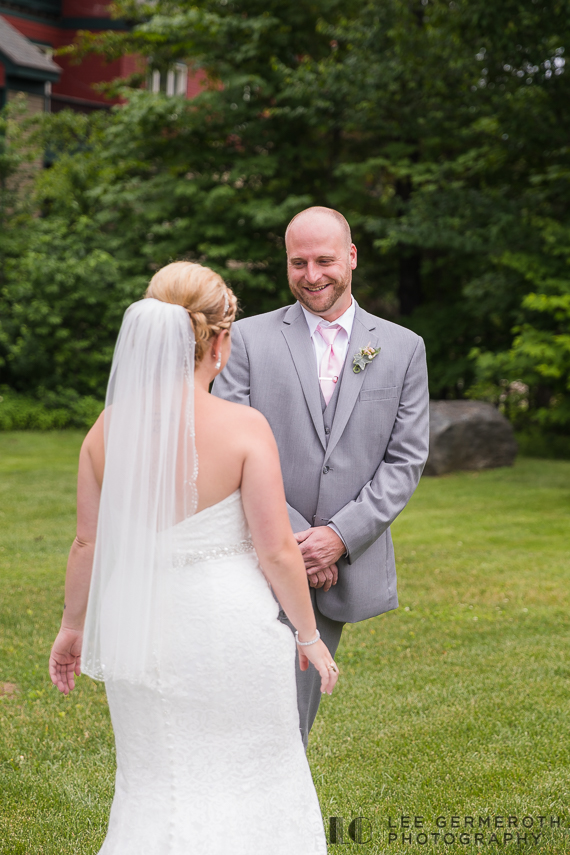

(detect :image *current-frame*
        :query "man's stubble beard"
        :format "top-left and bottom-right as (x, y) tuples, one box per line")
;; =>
(288, 267), (352, 316)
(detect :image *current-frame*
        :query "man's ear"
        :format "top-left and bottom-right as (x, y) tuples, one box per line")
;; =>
(350, 244), (358, 270)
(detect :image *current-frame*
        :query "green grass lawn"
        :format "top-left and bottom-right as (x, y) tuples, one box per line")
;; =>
(1, 431), (570, 854)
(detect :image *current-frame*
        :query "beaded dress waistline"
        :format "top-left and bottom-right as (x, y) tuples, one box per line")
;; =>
(172, 537), (255, 568)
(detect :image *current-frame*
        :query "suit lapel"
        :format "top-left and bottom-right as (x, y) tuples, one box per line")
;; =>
(281, 304), (327, 450)
(324, 307), (379, 464)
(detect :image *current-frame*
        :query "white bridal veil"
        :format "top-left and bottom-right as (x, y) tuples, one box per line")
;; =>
(82, 298), (198, 682)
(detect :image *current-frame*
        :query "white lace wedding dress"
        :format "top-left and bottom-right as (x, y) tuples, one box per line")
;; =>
(99, 489), (327, 855)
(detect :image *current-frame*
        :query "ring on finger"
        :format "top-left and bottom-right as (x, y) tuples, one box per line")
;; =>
(327, 662), (339, 673)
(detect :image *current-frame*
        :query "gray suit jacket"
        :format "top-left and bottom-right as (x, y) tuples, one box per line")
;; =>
(212, 301), (429, 623)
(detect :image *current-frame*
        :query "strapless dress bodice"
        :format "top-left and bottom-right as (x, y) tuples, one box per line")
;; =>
(169, 489), (256, 568)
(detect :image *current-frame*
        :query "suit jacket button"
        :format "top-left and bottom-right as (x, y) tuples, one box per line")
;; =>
(323, 466), (329, 474)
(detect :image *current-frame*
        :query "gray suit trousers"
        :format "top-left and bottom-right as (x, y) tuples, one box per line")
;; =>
(278, 589), (344, 749)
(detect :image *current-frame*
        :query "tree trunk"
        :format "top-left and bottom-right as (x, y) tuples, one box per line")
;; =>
(395, 173), (422, 316)
(398, 251), (423, 316)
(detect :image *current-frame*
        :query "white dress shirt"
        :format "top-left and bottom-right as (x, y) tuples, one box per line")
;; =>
(300, 297), (356, 375)
(300, 298), (356, 555)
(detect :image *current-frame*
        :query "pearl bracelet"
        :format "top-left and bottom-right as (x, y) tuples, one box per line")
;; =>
(294, 629), (321, 646)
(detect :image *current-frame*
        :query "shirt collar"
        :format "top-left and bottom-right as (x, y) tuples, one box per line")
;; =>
(300, 296), (356, 339)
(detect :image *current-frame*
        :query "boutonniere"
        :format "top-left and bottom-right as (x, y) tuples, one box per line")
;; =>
(353, 343), (381, 373)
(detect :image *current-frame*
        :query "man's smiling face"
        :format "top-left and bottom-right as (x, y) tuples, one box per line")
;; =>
(286, 213), (357, 321)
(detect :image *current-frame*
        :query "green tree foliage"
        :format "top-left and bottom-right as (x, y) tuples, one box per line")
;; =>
(471, 216), (570, 429)
(0, 96), (39, 380)
(294, 0), (570, 413)
(0, 0), (569, 430)
(1, 112), (132, 399)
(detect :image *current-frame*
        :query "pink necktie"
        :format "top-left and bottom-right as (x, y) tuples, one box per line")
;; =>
(316, 324), (342, 406)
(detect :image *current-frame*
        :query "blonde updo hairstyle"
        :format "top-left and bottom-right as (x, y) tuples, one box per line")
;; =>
(145, 261), (237, 365)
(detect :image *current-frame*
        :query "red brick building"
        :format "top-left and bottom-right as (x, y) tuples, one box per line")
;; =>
(0, 0), (200, 113)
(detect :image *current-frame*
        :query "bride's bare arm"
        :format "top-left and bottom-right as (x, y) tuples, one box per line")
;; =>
(240, 409), (339, 695)
(49, 416), (104, 694)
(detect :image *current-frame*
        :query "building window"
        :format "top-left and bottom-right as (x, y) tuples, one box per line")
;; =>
(33, 43), (54, 110)
(148, 63), (187, 96)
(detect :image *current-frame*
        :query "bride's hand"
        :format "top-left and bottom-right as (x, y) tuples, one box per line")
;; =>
(297, 639), (339, 696)
(49, 627), (83, 695)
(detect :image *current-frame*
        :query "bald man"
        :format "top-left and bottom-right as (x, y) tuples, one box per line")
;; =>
(213, 206), (429, 746)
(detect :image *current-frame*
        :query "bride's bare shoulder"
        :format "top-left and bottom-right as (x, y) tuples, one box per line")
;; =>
(82, 409), (105, 449)
(207, 396), (273, 438)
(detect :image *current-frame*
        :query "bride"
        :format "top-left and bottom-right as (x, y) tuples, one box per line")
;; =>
(49, 261), (339, 854)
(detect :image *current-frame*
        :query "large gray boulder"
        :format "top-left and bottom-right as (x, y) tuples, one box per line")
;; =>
(424, 400), (517, 476)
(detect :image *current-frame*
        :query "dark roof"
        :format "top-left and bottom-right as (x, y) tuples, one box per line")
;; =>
(0, 14), (61, 80)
